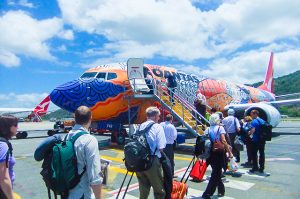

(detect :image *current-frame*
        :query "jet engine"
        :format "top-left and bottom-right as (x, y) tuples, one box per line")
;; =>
(244, 103), (281, 127)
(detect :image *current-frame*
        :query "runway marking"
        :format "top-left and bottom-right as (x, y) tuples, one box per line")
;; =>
(108, 167), (188, 197)
(101, 155), (124, 163)
(174, 156), (193, 161)
(266, 157), (294, 161)
(107, 150), (126, 186)
(180, 143), (195, 146)
(177, 171), (255, 191)
(14, 193), (22, 199)
(109, 166), (136, 176)
(107, 193), (138, 199)
(206, 166), (266, 179)
(187, 188), (235, 199)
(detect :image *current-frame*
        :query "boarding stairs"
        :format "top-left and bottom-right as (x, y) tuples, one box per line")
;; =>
(124, 78), (210, 137)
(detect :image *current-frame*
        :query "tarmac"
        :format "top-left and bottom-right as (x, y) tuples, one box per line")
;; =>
(11, 121), (300, 199)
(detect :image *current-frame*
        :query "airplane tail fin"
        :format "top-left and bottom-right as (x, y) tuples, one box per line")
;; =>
(33, 95), (50, 116)
(258, 52), (274, 93)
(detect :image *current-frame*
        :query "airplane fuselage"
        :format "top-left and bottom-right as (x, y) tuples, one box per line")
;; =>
(50, 63), (275, 130)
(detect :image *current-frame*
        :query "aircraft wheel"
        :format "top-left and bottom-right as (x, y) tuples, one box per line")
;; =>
(16, 132), (22, 139)
(21, 131), (28, 139)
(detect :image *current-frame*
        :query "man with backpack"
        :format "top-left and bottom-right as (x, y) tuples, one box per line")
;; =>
(248, 109), (267, 173)
(65, 106), (102, 199)
(135, 106), (166, 199)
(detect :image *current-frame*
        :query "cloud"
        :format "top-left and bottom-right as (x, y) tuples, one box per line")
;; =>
(57, 0), (300, 63)
(0, 92), (48, 108)
(7, 0), (35, 8)
(0, 49), (20, 67)
(58, 29), (74, 40)
(201, 50), (300, 84)
(0, 11), (67, 67)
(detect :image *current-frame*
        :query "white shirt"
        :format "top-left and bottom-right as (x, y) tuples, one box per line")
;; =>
(197, 93), (207, 105)
(222, 116), (241, 134)
(66, 124), (102, 199)
(160, 121), (177, 144)
(138, 119), (166, 158)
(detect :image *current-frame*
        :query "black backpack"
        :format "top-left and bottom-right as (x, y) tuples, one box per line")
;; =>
(194, 135), (211, 157)
(167, 76), (177, 88)
(124, 122), (155, 172)
(258, 119), (272, 141)
(0, 137), (12, 168)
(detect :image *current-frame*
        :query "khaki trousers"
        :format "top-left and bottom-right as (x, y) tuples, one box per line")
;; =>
(136, 157), (165, 199)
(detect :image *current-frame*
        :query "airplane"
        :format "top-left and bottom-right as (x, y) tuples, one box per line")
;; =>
(49, 53), (300, 144)
(0, 95), (51, 138)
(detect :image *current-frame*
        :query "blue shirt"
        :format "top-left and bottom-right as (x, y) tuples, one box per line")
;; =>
(251, 118), (265, 142)
(205, 125), (226, 142)
(222, 116), (240, 134)
(0, 142), (15, 185)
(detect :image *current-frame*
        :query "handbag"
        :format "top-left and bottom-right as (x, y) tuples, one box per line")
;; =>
(210, 127), (225, 152)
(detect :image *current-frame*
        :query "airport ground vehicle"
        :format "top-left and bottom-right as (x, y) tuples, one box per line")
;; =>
(47, 118), (75, 136)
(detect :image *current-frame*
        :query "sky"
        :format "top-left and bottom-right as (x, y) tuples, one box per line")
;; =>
(1, 0), (300, 110)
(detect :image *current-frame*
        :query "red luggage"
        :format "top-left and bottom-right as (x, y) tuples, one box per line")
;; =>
(170, 156), (196, 199)
(190, 159), (207, 181)
(170, 180), (188, 199)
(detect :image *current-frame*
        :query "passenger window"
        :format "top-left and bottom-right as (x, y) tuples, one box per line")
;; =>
(107, 73), (117, 80)
(80, 72), (97, 78)
(96, 72), (106, 80)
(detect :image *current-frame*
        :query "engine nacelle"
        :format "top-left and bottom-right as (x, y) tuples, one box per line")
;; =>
(245, 103), (281, 127)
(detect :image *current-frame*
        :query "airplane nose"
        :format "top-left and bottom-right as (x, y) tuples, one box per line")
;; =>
(50, 78), (124, 112)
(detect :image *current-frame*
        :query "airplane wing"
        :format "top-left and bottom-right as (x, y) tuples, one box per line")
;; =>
(0, 108), (33, 115)
(269, 98), (300, 107)
(225, 98), (300, 110)
(275, 93), (300, 100)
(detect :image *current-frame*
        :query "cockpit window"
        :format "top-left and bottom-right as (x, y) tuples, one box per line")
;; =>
(80, 72), (97, 78)
(96, 72), (106, 80)
(107, 73), (117, 80)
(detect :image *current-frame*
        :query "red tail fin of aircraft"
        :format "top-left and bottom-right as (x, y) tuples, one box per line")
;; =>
(33, 95), (50, 116)
(258, 52), (274, 93)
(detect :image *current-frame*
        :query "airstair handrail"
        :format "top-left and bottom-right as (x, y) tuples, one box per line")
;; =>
(122, 77), (211, 136)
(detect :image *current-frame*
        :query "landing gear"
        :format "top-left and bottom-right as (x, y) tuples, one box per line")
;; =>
(16, 131), (28, 139)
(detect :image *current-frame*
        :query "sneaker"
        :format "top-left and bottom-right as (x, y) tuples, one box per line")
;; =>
(241, 162), (252, 168)
(249, 168), (258, 173)
(202, 195), (211, 199)
(258, 168), (264, 173)
(218, 193), (225, 197)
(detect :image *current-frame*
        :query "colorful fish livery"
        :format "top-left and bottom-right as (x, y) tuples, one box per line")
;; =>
(50, 53), (284, 132)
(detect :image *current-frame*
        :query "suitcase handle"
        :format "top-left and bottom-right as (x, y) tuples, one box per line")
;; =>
(180, 156), (196, 183)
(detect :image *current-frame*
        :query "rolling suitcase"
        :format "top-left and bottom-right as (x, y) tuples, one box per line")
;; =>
(190, 159), (207, 181)
(170, 156), (196, 199)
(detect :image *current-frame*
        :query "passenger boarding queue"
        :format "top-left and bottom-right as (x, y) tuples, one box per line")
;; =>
(0, 105), (270, 199)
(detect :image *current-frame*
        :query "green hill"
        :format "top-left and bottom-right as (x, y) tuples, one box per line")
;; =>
(252, 70), (300, 117)
(43, 109), (73, 120)
(252, 70), (300, 95)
